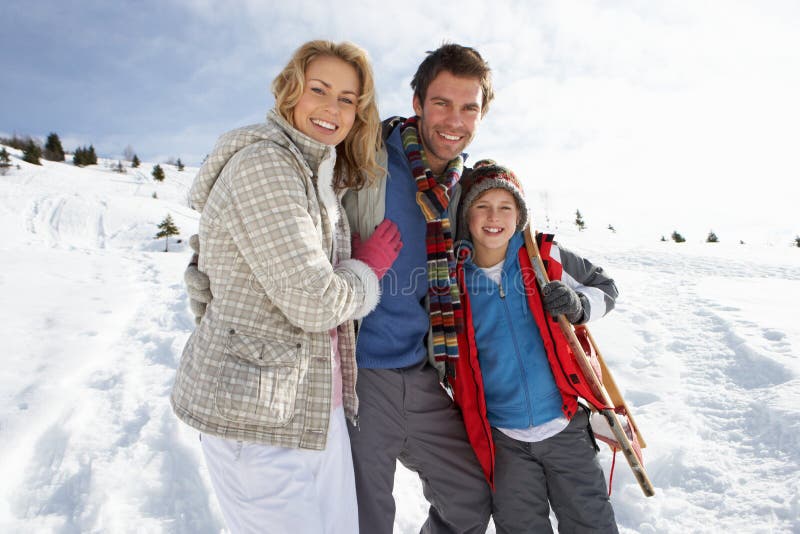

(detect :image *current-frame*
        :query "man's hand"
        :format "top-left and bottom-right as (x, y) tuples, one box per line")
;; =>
(541, 280), (587, 324)
(185, 234), (212, 324)
(351, 219), (403, 280)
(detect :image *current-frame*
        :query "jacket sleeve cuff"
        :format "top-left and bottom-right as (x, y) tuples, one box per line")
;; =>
(336, 258), (381, 320)
(567, 292), (591, 325)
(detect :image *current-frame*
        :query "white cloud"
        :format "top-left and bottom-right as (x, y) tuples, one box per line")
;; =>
(6, 0), (799, 239)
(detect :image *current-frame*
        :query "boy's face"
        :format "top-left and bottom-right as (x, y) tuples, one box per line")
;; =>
(467, 188), (519, 265)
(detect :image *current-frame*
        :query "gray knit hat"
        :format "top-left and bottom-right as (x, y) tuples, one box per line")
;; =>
(458, 159), (529, 240)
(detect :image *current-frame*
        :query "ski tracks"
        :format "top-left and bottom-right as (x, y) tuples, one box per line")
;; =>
(25, 194), (109, 250)
(73, 254), (222, 533)
(25, 196), (66, 246)
(603, 253), (800, 533)
(2, 252), (222, 533)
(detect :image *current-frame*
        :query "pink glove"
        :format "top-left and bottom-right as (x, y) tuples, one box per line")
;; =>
(351, 219), (403, 280)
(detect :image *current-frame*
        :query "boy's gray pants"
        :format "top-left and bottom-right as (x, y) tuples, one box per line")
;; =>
(347, 360), (492, 534)
(491, 407), (618, 534)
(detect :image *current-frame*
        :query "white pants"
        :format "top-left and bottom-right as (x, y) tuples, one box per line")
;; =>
(201, 406), (359, 534)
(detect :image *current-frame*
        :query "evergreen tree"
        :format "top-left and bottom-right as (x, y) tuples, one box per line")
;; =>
(152, 191), (158, 199)
(22, 140), (42, 165)
(0, 134), (34, 151)
(660, 235), (667, 242)
(795, 236), (800, 248)
(0, 147), (11, 175)
(152, 164), (165, 182)
(73, 147), (86, 166)
(176, 158), (184, 171)
(671, 230), (686, 243)
(706, 230), (719, 243)
(155, 214), (180, 252)
(43, 132), (65, 161)
(575, 209), (586, 231)
(131, 154), (140, 168)
(73, 145), (98, 166)
(114, 160), (126, 173)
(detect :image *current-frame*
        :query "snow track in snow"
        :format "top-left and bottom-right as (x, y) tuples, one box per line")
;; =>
(587, 245), (800, 533)
(0, 248), (223, 533)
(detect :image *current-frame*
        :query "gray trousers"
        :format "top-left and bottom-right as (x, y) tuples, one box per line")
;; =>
(347, 360), (492, 534)
(491, 407), (618, 534)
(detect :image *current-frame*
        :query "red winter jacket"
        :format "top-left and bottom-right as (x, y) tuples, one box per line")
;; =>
(452, 234), (612, 488)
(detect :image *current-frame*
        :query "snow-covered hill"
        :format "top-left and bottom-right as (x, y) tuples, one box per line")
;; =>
(0, 146), (798, 533)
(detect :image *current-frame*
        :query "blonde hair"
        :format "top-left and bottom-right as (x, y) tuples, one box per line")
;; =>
(272, 40), (383, 190)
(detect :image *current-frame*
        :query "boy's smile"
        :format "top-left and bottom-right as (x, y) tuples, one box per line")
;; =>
(467, 188), (520, 268)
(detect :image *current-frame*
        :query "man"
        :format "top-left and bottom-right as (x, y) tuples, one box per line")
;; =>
(187, 43), (495, 533)
(341, 43), (494, 533)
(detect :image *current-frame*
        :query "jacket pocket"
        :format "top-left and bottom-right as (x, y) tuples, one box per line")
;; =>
(214, 330), (302, 427)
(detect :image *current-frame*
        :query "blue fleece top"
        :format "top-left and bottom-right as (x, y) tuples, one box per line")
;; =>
(463, 232), (563, 428)
(355, 127), (430, 368)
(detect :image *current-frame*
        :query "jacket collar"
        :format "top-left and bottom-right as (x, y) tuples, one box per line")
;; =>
(267, 109), (335, 173)
(463, 231), (525, 274)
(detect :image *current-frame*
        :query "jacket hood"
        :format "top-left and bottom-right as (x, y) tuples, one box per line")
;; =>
(189, 109), (335, 212)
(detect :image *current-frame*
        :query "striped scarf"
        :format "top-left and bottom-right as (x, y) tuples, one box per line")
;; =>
(400, 116), (464, 365)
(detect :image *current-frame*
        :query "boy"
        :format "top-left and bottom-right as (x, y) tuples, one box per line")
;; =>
(452, 160), (620, 533)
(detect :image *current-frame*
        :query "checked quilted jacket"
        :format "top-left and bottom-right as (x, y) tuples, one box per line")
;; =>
(171, 110), (380, 450)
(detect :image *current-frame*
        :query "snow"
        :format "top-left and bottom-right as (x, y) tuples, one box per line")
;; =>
(1, 147), (798, 533)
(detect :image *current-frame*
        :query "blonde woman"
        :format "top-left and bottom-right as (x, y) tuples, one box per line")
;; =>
(171, 40), (400, 534)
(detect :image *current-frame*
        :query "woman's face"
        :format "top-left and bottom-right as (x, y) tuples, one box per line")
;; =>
(292, 55), (360, 146)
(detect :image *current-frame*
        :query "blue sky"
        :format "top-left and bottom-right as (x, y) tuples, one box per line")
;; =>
(3, 1), (800, 242)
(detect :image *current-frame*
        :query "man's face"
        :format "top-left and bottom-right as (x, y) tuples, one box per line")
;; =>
(413, 71), (483, 175)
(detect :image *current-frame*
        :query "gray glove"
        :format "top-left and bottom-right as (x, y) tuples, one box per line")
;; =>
(185, 234), (212, 324)
(541, 280), (588, 324)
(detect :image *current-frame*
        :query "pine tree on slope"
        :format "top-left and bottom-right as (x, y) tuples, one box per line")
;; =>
(671, 230), (686, 243)
(0, 148), (11, 175)
(23, 140), (42, 165)
(575, 209), (586, 231)
(43, 133), (65, 161)
(155, 214), (180, 252)
(152, 164), (165, 182)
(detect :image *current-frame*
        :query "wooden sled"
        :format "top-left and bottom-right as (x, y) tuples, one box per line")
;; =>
(524, 229), (655, 497)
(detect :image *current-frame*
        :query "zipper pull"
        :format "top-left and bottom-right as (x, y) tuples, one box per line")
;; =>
(499, 283), (505, 299)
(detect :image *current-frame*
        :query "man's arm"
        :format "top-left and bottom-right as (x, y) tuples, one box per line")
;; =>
(184, 234), (212, 324)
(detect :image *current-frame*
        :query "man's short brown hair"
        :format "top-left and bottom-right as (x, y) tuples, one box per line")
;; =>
(410, 43), (494, 117)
